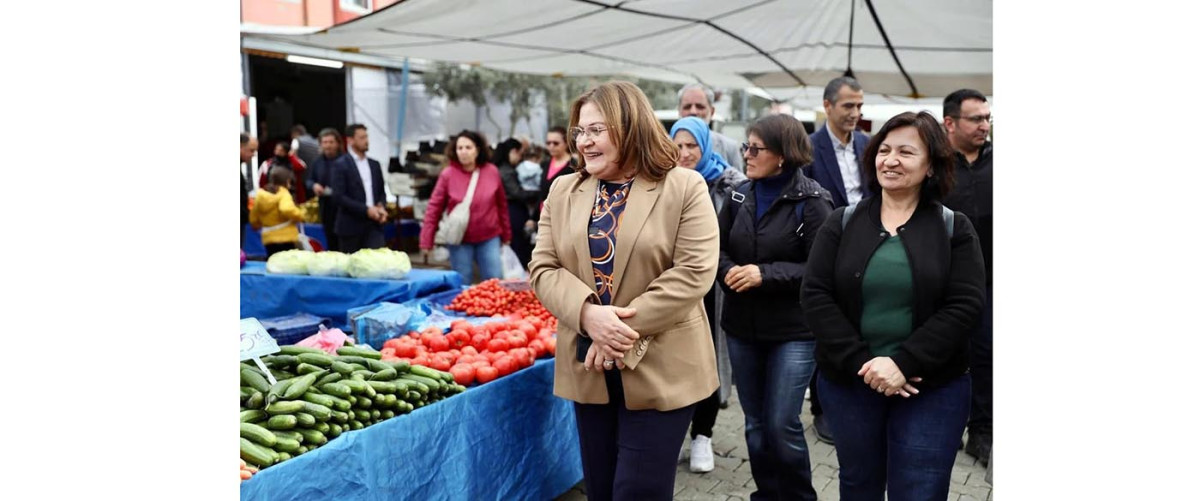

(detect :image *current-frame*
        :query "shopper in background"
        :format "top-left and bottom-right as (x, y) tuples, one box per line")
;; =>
(240, 133), (259, 248)
(802, 111), (986, 500)
(529, 81), (719, 500)
(331, 124), (387, 253)
(668, 116), (744, 474)
(259, 141), (308, 203)
(677, 83), (744, 173)
(717, 114), (833, 501)
(494, 137), (538, 268)
(535, 126), (578, 226)
(250, 166), (306, 257)
(308, 128), (350, 253)
(420, 129), (512, 283)
(941, 89), (993, 466)
(289, 124), (321, 170)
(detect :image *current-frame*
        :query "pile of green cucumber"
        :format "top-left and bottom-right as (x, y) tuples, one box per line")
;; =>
(239, 344), (465, 469)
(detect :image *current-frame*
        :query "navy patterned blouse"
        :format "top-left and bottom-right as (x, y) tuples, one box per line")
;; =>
(589, 179), (635, 305)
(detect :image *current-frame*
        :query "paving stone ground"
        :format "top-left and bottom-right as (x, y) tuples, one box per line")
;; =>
(555, 387), (992, 500)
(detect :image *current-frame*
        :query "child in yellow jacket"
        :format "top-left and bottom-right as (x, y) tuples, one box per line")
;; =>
(250, 166), (306, 257)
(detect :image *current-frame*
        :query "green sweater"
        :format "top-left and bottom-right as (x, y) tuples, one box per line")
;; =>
(860, 235), (914, 357)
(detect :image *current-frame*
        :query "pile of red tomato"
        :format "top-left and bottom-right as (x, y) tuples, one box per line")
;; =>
(380, 316), (557, 386)
(444, 279), (554, 323)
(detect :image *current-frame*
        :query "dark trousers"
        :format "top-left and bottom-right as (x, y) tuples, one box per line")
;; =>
(264, 243), (296, 257)
(507, 202), (533, 268)
(318, 198), (339, 253)
(809, 370), (825, 416)
(818, 373), (970, 501)
(574, 369), (695, 501)
(967, 286), (994, 436)
(337, 226), (385, 253)
(690, 285), (721, 438)
(726, 337), (818, 501)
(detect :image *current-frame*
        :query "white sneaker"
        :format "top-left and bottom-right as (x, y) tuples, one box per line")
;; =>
(689, 435), (715, 473)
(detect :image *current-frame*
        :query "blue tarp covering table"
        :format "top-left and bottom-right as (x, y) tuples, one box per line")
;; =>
(240, 359), (583, 500)
(240, 262), (462, 329)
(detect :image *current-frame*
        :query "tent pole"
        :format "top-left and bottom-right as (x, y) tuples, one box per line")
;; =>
(397, 58), (410, 157)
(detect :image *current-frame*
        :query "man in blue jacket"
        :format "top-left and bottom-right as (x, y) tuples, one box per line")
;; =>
(803, 76), (870, 209)
(308, 128), (352, 253)
(331, 124), (388, 253)
(800, 76), (870, 446)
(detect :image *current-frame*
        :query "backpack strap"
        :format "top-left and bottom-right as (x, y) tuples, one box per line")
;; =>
(840, 202), (859, 230)
(730, 181), (750, 204)
(731, 182), (808, 235)
(792, 199), (808, 236)
(941, 205), (955, 238)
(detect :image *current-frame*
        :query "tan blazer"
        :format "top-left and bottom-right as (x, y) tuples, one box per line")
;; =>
(529, 167), (720, 411)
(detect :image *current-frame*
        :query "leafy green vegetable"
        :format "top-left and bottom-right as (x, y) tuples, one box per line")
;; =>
(265, 250), (315, 275)
(347, 249), (412, 279)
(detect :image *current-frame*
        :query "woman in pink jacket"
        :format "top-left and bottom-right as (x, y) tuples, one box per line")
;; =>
(420, 129), (512, 283)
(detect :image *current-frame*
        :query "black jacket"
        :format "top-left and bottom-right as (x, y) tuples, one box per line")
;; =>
(330, 153), (387, 237)
(498, 162), (540, 204)
(801, 196), (986, 387)
(533, 156), (578, 222)
(717, 168), (834, 342)
(943, 141), (992, 285)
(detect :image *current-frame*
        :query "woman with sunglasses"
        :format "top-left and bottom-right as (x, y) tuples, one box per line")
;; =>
(717, 114), (834, 501)
(529, 81), (720, 500)
(802, 112), (986, 500)
(532, 126), (578, 225)
(668, 116), (745, 473)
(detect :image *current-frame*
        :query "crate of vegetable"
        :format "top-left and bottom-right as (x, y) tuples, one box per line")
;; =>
(239, 344), (465, 471)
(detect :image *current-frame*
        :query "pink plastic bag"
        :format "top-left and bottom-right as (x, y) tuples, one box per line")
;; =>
(296, 327), (348, 354)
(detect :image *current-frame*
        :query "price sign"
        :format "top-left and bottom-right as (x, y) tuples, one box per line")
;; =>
(240, 318), (281, 385)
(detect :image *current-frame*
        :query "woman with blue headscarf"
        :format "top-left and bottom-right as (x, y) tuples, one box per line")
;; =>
(669, 116), (746, 473)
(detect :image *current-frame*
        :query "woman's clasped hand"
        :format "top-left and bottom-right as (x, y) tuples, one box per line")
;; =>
(580, 303), (639, 371)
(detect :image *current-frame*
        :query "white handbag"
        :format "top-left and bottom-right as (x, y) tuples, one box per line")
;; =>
(434, 169), (480, 245)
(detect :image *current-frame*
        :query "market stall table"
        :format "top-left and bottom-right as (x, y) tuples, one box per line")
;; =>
(240, 262), (462, 329)
(240, 358), (582, 500)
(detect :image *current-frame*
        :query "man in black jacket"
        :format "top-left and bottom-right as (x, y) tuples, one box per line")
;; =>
(308, 128), (350, 253)
(941, 89), (993, 466)
(331, 124), (388, 253)
(240, 133), (258, 248)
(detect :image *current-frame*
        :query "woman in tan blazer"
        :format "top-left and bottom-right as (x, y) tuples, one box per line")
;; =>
(529, 81), (720, 501)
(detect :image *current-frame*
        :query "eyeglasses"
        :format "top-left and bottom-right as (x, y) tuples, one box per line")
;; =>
(951, 114), (993, 125)
(741, 143), (769, 158)
(570, 125), (608, 142)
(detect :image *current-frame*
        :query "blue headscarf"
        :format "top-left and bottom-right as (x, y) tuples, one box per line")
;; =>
(670, 116), (729, 183)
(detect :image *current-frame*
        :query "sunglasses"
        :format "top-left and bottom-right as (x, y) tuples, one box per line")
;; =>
(741, 143), (769, 158)
(546, 141), (562, 146)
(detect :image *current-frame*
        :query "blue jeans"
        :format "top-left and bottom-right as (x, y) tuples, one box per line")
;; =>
(447, 236), (502, 284)
(817, 373), (971, 501)
(726, 336), (818, 501)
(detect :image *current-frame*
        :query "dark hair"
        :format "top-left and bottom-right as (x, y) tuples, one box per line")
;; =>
(493, 138), (523, 167)
(267, 165), (293, 189)
(943, 89), (988, 118)
(317, 128), (341, 143)
(745, 114), (814, 169)
(824, 76), (863, 104)
(273, 141), (289, 154)
(863, 111), (956, 202)
(445, 129), (491, 167)
(548, 126), (567, 139)
(523, 145), (545, 161)
(344, 124), (367, 140)
(240, 133), (251, 145)
(291, 124), (308, 136)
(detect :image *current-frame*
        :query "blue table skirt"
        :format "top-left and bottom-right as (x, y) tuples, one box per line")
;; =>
(243, 221), (420, 257)
(240, 261), (462, 329)
(240, 359), (583, 500)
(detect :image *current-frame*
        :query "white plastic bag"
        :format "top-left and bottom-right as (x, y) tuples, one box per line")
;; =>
(500, 244), (528, 280)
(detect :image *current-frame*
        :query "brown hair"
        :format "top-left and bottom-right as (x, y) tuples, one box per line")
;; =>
(266, 166), (292, 193)
(444, 129), (492, 167)
(863, 111), (956, 201)
(568, 81), (677, 181)
(745, 114), (813, 169)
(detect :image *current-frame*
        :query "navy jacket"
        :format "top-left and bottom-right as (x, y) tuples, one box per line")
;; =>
(330, 153), (387, 237)
(803, 125), (872, 208)
(306, 152), (351, 195)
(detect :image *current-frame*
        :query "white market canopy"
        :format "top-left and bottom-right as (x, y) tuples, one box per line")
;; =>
(242, 0), (991, 100)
